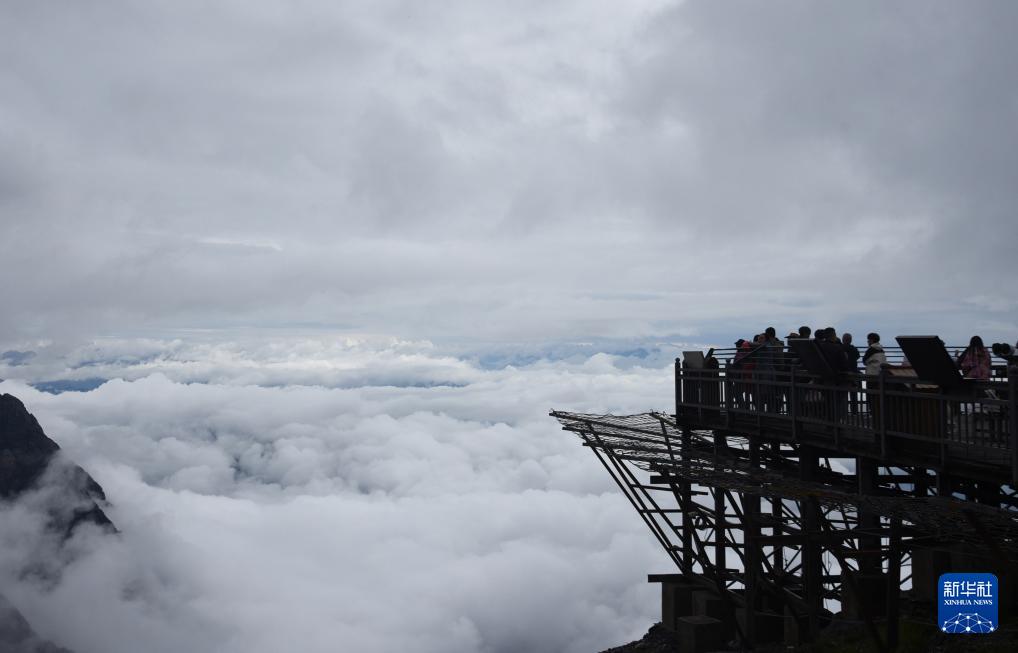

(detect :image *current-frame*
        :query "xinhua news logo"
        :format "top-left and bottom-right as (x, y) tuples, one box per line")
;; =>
(938, 573), (998, 634)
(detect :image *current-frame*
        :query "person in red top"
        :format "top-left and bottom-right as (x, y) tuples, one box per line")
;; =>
(958, 335), (992, 380)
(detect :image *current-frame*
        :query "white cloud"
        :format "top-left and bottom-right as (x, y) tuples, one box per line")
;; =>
(0, 338), (674, 653)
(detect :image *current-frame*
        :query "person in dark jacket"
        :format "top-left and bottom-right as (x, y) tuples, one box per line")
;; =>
(819, 331), (848, 372)
(757, 327), (784, 411)
(817, 331), (849, 420)
(842, 333), (861, 414)
(842, 333), (861, 371)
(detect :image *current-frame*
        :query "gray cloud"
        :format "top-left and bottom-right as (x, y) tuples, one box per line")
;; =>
(4, 1), (1015, 344)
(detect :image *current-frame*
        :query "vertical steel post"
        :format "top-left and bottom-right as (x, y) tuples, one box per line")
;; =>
(857, 458), (882, 635)
(800, 445), (822, 640)
(682, 426), (694, 576)
(714, 431), (726, 586)
(1009, 366), (1018, 485)
(879, 371), (888, 459)
(744, 440), (761, 645)
(790, 366), (799, 442)
(675, 358), (682, 421)
(887, 518), (902, 651)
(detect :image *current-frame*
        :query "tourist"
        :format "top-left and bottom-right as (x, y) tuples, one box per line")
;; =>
(957, 336), (991, 380)
(842, 333), (861, 414)
(819, 330), (848, 371)
(863, 333), (886, 375)
(757, 327), (784, 411)
(842, 333), (860, 371)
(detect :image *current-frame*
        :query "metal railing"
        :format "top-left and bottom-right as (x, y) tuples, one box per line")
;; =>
(676, 349), (1018, 483)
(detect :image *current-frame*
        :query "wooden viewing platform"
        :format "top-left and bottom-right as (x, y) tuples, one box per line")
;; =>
(552, 335), (1018, 652)
(678, 337), (1017, 484)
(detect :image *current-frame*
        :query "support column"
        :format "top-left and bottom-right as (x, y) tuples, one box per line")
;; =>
(713, 432), (727, 588)
(854, 458), (885, 620)
(681, 427), (694, 575)
(772, 443), (783, 576)
(800, 446), (822, 640)
(934, 471), (952, 577)
(744, 439), (762, 645)
(887, 518), (902, 651)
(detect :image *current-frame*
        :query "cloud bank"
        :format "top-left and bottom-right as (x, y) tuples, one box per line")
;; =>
(1, 338), (674, 653)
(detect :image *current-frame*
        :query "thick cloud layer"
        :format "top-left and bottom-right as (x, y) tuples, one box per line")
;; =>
(2, 1), (1017, 344)
(0, 339), (675, 653)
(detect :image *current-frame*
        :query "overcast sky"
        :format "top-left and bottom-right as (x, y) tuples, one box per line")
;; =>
(3, 3), (1018, 652)
(3, 0), (1017, 347)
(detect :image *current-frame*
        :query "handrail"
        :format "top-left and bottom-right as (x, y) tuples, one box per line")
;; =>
(675, 357), (1015, 482)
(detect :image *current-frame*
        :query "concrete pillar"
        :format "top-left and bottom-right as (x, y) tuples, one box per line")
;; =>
(692, 589), (734, 631)
(677, 616), (723, 653)
(660, 580), (697, 631)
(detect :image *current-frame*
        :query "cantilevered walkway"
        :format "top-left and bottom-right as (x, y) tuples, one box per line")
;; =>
(552, 336), (1018, 652)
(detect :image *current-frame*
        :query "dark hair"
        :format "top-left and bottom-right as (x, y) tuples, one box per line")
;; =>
(798, 326), (811, 337)
(815, 328), (827, 339)
(867, 332), (880, 342)
(765, 326), (776, 337)
(970, 336), (985, 350)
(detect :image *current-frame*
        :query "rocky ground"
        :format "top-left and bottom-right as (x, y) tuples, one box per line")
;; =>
(599, 623), (684, 653)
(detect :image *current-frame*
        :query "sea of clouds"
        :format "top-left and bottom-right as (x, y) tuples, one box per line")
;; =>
(0, 334), (686, 653)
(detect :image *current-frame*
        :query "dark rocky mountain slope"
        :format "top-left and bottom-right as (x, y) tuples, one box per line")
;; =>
(1, 392), (117, 653)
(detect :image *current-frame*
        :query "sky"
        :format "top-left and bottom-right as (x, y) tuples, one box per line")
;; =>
(2, 1), (1018, 651)
(2, 0), (1017, 346)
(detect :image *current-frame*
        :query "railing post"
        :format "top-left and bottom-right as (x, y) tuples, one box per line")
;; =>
(675, 358), (682, 421)
(724, 365), (733, 429)
(790, 366), (799, 442)
(1009, 365), (1018, 486)
(879, 371), (887, 460)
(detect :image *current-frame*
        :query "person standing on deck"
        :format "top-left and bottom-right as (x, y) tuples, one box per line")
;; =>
(863, 333), (887, 426)
(842, 333), (861, 414)
(817, 329), (849, 420)
(957, 336), (991, 380)
(842, 333), (860, 371)
(758, 327), (783, 411)
(863, 333), (886, 376)
(819, 329), (848, 371)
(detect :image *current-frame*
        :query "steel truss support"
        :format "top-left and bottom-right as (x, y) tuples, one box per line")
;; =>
(553, 410), (1018, 651)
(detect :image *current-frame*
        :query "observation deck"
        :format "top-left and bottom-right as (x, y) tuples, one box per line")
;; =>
(552, 335), (1018, 652)
(677, 337), (1017, 484)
